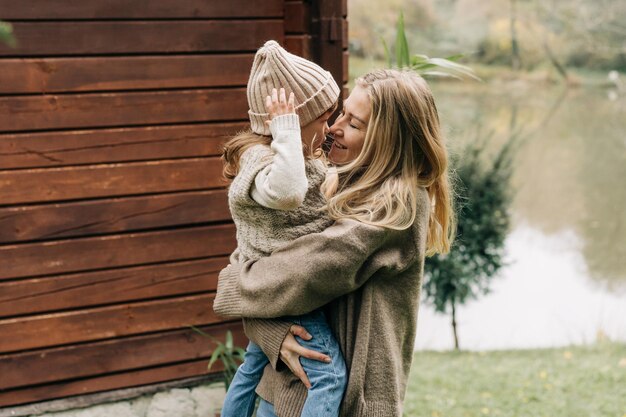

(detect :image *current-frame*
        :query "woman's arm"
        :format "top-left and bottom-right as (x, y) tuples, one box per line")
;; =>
(213, 218), (400, 318)
(243, 317), (332, 388)
(242, 317), (292, 370)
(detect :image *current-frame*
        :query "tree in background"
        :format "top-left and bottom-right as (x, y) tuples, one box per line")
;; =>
(423, 133), (515, 350)
(531, 0), (626, 71)
(351, 0), (626, 76)
(509, 0), (522, 70)
(381, 13), (516, 350)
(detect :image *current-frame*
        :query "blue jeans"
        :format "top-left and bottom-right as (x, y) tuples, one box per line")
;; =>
(221, 310), (347, 417)
(256, 398), (278, 417)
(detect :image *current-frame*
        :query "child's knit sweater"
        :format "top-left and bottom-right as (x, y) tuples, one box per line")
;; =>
(228, 114), (333, 262)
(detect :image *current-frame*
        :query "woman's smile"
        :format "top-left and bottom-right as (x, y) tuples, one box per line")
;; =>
(327, 84), (370, 165)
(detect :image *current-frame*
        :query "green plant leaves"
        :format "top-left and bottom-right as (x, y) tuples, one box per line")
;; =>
(225, 329), (233, 351)
(0, 21), (16, 47)
(412, 54), (481, 81)
(190, 327), (245, 390)
(381, 11), (481, 82)
(395, 11), (410, 68)
(381, 36), (392, 68)
(190, 324), (218, 342)
(208, 344), (225, 371)
(235, 347), (247, 361)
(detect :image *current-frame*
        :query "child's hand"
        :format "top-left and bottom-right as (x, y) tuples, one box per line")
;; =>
(265, 87), (295, 127)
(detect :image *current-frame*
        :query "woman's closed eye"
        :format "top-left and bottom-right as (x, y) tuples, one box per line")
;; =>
(339, 110), (359, 129)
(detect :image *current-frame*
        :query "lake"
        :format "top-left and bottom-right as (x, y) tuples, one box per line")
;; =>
(415, 80), (626, 351)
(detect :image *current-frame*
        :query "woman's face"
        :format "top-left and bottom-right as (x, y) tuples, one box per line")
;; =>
(301, 108), (334, 151)
(328, 85), (370, 164)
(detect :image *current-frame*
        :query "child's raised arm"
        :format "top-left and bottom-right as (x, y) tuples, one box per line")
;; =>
(250, 87), (308, 210)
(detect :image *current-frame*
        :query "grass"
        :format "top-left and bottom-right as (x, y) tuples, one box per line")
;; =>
(403, 341), (626, 417)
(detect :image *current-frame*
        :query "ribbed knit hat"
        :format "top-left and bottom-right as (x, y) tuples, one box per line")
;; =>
(247, 40), (340, 135)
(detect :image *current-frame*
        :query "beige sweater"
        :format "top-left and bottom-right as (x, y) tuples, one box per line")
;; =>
(229, 113), (332, 262)
(213, 186), (431, 417)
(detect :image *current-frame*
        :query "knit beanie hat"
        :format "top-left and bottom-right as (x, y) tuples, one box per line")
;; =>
(247, 40), (340, 135)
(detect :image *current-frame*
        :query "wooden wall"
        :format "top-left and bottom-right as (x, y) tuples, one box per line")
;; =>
(0, 0), (348, 409)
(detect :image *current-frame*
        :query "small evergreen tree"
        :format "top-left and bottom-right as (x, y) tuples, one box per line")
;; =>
(381, 11), (514, 350)
(423, 134), (515, 350)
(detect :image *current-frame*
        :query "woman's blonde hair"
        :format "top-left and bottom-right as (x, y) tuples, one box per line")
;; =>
(222, 107), (336, 181)
(325, 69), (455, 255)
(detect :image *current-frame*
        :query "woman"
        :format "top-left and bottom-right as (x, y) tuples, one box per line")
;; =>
(214, 69), (455, 417)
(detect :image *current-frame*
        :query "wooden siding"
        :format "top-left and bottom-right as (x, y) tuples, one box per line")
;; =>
(0, 0), (348, 410)
(284, 0), (349, 109)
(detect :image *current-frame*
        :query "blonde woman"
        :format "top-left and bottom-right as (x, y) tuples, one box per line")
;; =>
(214, 69), (455, 417)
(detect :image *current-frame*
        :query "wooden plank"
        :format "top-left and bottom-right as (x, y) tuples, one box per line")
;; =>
(285, 35), (312, 60)
(0, 88), (248, 133)
(0, 157), (226, 205)
(0, 257), (229, 317)
(0, 21), (283, 56)
(285, 1), (310, 34)
(0, 322), (246, 390)
(0, 0), (283, 19)
(0, 55), (254, 94)
(313, 1), (346, 107)
(0, 293), (223, 353)
(0, 122), (246, 169)
(0, 189), (231, 243)
(0, 224), (237, 280)
(344, 50), (350, 84)
(0, 357), (231, 407)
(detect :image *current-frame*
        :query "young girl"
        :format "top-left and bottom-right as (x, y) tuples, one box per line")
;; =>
(218, 40), (346, 417)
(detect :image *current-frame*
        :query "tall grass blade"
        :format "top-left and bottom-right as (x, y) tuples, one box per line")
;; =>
(395, 11), (410, 68)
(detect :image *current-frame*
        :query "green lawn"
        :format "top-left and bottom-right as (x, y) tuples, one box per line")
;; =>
(404, 342), (626, 417)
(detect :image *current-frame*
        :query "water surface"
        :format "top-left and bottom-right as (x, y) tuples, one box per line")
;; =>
(415, 81), (626, 350)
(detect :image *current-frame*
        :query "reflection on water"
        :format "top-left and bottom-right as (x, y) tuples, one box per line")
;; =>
(415, 82), (626, 350)
(416, 223), (626, 350)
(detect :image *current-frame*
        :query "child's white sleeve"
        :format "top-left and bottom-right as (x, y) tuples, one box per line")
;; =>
(250, 114), (308, 210)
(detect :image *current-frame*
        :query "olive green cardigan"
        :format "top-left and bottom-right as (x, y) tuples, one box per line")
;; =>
(213, 187), (430, 417)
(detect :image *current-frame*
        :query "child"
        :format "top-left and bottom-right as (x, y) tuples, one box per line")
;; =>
(219, 40), (347, 417)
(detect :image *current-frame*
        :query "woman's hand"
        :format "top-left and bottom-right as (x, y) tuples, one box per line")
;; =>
(265, 87), (295, 125)
(279, 324), (332, 389)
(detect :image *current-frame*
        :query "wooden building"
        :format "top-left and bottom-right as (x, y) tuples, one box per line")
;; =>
(0, 0), (347, 410)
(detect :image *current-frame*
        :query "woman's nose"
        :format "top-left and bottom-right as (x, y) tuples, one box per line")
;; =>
(329, 121), (341, 136)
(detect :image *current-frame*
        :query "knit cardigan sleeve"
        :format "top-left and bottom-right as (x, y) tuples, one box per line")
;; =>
(242, 317), (292, 370)
(250, 113), (308, 210)
(213, 218), (406, 318)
